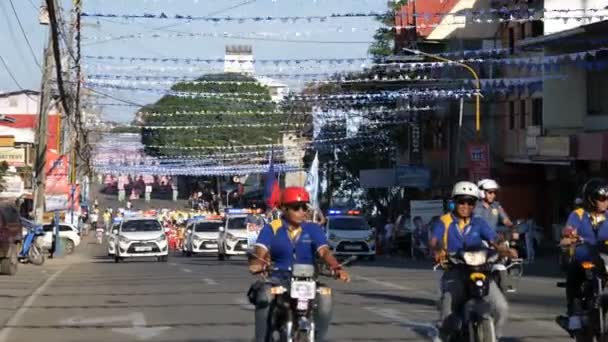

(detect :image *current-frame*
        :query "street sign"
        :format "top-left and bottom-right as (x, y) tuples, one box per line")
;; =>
(395, 165), (431, 189)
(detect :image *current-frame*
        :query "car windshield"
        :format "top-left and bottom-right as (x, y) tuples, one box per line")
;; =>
(121, 220), (162, 232)
(329, 217), (370, 231)
(195, 222), (221, 232)
(227, 216), (247, 229)
(245, 214), (264, 226)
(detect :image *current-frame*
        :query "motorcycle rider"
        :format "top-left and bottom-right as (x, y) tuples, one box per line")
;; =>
(430, 181), (517, 340)
(248, 187), (350, 342)
(475, 179), (515, 233)
(559, 178), (608, 332)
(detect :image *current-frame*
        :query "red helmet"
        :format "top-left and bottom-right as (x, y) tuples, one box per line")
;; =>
(280, 187), (310, 205)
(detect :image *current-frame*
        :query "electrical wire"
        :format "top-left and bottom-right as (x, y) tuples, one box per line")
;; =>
(0, 55), (26, 90)
(7, 0), (42, 69)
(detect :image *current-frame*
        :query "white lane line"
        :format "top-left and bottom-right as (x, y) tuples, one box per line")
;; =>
(202, 278), (218, 285)
(0, 265), (68, 342)
(235, 297), (254, 311)
(354, 274), (437, 297)
(364, 306), (440, 342)
(168, 262), (177, 266)
(182, 268), (192, 273)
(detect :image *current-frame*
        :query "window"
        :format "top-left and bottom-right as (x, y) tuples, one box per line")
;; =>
(509, 102), (515, 130)
(520, 100), (527, 129)
(587, 67), (608, 116)
(532, 98), (543, 126)
(508, 27), (515, 54)
(531, 20), (544, 37)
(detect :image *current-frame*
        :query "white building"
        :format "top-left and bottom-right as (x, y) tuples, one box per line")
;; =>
(256, 76), (289, 102)
(224, 45), (254, 75)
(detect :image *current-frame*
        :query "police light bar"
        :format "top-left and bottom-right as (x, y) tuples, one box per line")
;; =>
(226, 208), (250, 214)
(328, 209), (360, 216)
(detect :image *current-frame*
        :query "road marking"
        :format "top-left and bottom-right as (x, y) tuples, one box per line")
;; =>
(61, 312), (170, 340)
(182, 268), (192, 273)
(235, 297), (254, 311)
(0, 265), (68, 342)
(168, 262), (177, 266)
(354, 274), (438, 297)
(202, 277), (218, 285)
(364, 306), (440, 342)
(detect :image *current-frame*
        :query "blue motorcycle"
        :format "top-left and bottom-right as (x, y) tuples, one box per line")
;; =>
(18, 220), (45, 266)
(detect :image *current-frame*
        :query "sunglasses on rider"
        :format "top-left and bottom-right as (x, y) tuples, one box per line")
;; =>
(456, 198), (477, 206)
(286, 203), (309, 212)
(597, 195), (608, 202)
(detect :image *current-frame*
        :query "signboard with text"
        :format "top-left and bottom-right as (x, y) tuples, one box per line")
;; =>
(467, 143), (491, 181)
(44, 151), (70, 211)
(0, 147), (26, 167)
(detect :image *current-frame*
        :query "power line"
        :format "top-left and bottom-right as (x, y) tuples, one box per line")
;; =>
(84, 87), (146, 108)
(0, 56), (25, 90)
(7, 0), (42, 69)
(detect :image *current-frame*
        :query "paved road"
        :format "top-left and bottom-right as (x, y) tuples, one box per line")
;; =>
(0, 237), (571, 342)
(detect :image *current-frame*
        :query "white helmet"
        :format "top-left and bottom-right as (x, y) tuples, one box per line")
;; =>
(451, 181), (480, 199)
(477, 179), (499, 191)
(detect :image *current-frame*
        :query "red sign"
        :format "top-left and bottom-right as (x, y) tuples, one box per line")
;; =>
(44, 151), (70, 211)
(467, 143), (491, 181)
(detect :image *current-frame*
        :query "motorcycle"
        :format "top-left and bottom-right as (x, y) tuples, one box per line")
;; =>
(18, 225), (45, 265)
(492, 231), (524, 294)
(436, 247), (500, 342)
(258, 256), (355, 342)
(556, 242), (608, 341)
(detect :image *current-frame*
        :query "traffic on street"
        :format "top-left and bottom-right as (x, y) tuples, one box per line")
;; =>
(2, 0), (608, 341)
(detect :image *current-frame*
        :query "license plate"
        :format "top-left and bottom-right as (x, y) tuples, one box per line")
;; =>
(206, 243), (218, 248)
(344, 245), (362, 251)
(291, 281), (316, 300)
(135, 246), (152, 252)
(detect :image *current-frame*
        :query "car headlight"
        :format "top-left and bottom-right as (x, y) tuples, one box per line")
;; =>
(226, 233), (238, 242)
(462, 250), (488, 266)
(329, 233), (337, 241)
(157, 234), (167, 242)
(118, 236), (130, 244)
(366, 234), (375, 242)
(192, 234), (202, 241)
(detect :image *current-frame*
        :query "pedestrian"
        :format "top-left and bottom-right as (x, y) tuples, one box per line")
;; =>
(384, 218), (394, 256)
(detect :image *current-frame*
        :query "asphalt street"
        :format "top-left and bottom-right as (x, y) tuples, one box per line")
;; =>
(0, 236), (571, 342)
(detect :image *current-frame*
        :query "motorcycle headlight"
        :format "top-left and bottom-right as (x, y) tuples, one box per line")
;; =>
(462, 250), (488, 266)
(157, 234), (167, 242)
(226, 233), (238, 242)
(118, 236), (130, 244)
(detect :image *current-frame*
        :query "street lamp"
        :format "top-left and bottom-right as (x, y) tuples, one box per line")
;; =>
(402, 48), (482, 137)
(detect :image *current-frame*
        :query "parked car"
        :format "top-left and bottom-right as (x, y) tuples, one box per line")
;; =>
(0, 204), (23, 275)
(41, 223), (81, 254)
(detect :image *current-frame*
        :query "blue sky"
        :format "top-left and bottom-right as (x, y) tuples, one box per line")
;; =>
(0, 0), (386, 122)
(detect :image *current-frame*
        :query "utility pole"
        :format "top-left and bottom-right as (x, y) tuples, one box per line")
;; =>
(33, 6), (54, 222)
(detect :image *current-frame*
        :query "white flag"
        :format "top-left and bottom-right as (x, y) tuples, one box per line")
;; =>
(305, 152), (319, 210)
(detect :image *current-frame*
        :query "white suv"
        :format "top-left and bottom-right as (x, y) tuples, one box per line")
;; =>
(42, 223), (81, 255)
(113, 218), (168, 263)
(184, 218), (223, 257)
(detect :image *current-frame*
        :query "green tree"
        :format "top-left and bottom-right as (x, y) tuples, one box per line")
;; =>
(140, 73), (283, 157)
(368, 0), (407, 60)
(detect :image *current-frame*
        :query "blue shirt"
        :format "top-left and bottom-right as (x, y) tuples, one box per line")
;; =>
(473, 201), (509, 231)
(432, 213), (497, 253)
(566, 209), (608, 261)
(255, 219), (328, 272)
